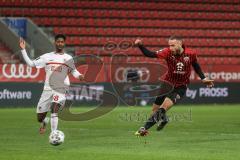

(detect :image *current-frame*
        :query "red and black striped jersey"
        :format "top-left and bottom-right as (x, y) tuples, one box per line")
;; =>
(156, 47), (197, 88)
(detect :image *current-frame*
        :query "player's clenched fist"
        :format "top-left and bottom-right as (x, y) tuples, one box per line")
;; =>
(134, 39), (143, 45)
(202, 78), (214, 88)
(79, 74), (84, 81)
(19, 37), (26, 49)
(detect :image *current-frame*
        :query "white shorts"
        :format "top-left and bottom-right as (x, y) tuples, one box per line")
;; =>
(36, 89), (67, 113)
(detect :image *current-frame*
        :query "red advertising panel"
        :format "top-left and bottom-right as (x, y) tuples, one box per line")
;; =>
(190, 65), (240, 82)
(0, 63), (240, 83)
(0, 64), (105, 82)
(0, 64), (45, 82)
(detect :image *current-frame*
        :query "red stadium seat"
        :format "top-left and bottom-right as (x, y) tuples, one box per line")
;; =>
(1, 0), (240, 63)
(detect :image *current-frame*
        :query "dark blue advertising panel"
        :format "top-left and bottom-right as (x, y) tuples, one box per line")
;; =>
(0, 83), (43, 106)
(0, 83), (107, 107)
(3, 18), (27, 38)
(180, 83), (240, 104)
(0, 82), (239, 107)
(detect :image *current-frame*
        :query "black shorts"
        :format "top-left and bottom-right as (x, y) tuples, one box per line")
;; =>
(154, 85), (187, 105)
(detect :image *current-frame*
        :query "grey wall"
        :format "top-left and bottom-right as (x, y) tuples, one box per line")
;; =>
(0, 17), (54, 58)
(0, 19), (32, 55)
(26, 19), (54, 57)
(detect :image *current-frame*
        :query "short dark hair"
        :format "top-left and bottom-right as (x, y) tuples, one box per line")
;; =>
(169, 35), (183, 41)
(55, 34), (66, 41)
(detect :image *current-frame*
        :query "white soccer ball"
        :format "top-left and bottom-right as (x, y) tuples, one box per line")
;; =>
(140, 100), (147, 106)
(49, 130), (65, 146)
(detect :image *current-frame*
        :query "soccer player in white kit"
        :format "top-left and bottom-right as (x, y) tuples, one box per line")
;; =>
(19, 34), (84, 134)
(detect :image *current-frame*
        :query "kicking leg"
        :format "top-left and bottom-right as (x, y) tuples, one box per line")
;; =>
(156, 97), (173, 131)
(136, 86), (187, 136)
(135, 96), (166, 136)
(156, 86), (187, 131)
(142, 95), (167, 130)
(135, 106), (166, 136)
(152, 103), (160, 113)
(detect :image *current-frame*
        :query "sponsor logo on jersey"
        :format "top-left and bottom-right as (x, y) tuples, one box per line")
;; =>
(184, 56), (189, 62)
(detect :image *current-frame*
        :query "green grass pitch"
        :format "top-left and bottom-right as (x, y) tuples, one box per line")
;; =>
(0, 104), (240, 160)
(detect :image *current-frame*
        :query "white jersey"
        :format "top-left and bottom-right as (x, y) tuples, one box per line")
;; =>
(33, 52), (79, 90)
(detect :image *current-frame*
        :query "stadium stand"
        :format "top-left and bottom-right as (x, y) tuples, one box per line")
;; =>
(0, 41), (20, 64)
(0, 0), (239, 65)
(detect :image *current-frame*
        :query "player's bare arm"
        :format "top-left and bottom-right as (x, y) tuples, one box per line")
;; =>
(19, 38), (35, 67)
(72, 68), (84, 81)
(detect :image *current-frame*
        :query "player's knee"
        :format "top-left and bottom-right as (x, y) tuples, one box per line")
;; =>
(51, 113), (58, 118)
(37, 113), (45, 122)
(152, 106), (158, 113)
(165, 97), (174, 106)
(161, 97), (174, 110)
(37, 117), (42, 123)
(151, 103), (160, 113)
(50, 102), (62, 113)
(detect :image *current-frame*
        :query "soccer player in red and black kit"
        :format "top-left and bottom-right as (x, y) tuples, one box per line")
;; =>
(135, 35), (214, 136)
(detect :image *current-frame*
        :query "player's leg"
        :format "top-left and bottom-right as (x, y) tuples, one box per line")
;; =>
(156, 97), (173, 131)
(50, 89), (66, 132)
(135, 86), (187, 136)
(36, 90), (52, 134)
(135, 97), (173, 136)
(152, 103), (160, 113)
(37, 112), (50, 134)
(145, 97), (173, 129)
(143, 96), (166, 130)
(156, 86), (187, 131)
(37, 112), (47, 122)
(50, 102), (62, 131)
(135, 96), (166, 136)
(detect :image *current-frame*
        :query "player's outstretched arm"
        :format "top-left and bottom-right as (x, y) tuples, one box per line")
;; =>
(68, 58), (84, 81)
(19, 38), (35, 67)
(78, 74), (84, 81)
(72, 70), (84, 81)
(202, 78), (214, 88)
(134, 39), (157, 58)
(192, 62), (214, 88)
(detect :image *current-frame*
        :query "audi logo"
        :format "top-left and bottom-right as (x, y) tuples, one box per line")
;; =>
(115, 67), (150, 83)
(2, 64), (40, 79)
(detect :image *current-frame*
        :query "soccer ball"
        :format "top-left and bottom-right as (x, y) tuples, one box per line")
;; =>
(49, 130), (65, 146)
(140, 100), (147, 106)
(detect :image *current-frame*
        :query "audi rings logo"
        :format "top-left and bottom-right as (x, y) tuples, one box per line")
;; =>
(115, 67), (150, 83)
(2, 64), (40, 79)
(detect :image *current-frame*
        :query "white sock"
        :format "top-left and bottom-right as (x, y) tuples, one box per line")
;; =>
(40, 117), (49, 128)
(51, 113), (58, 131)
(43, 117), (50, 124)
